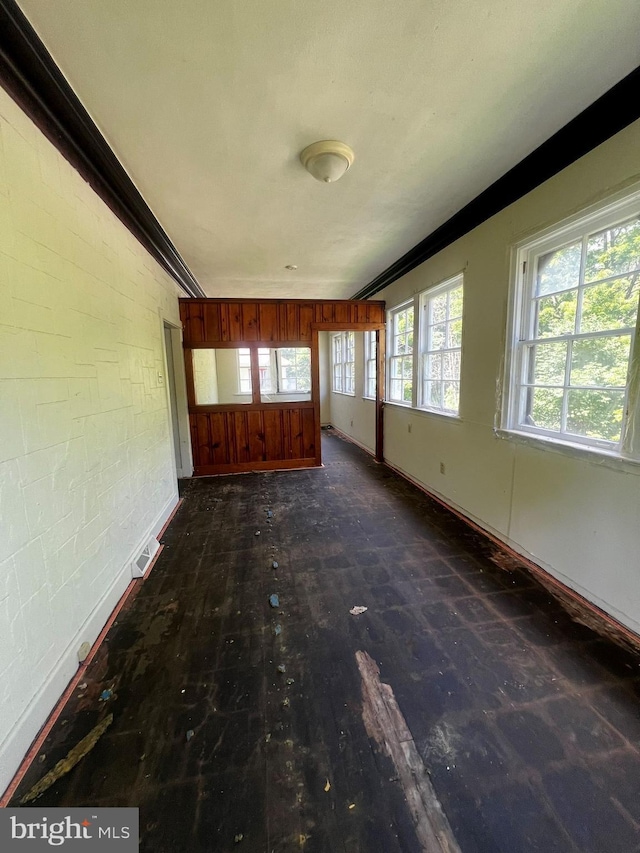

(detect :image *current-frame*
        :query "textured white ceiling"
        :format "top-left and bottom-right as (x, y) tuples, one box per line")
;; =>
(18, 0), (640, 298)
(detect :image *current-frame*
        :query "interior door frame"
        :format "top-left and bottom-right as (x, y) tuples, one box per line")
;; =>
(311, 322), (386, 464)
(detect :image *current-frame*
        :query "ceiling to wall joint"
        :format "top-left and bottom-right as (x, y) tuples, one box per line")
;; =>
(353, 64), (640, 300)
(0, 0), (206, 298)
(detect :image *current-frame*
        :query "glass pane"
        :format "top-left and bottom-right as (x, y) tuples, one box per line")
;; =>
(402, 357), (413, 379)
(525, 387), (563, 431)
(566, 389), (625, 442)
(395, 334), (409, 355)
(448, 286), (463, 319)
(448, 318), (462, 348)
(402, 380), (413, 403)
(430, 295), (447, 324)
(443, 351), (461, 381)
(536, 242), (581, 296)
(570, 335), (631, 388)
(579, 277), (639, 333)
(430, 324), (446, 350)
(424, 380), (441, 408)
(584, 217), (640, 282)
(443, 381), (460, 413)
(390, 378), (402, 401)
(391, 358), (403, 379)
(192, 348), (253, 405)
(530, 342), (567, 386)
(428, 353), (442, 380)
(534, 290), (577, 338)
(261, 347), (311, 402)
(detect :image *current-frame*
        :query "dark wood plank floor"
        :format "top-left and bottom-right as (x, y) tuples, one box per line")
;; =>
(10, 432), (640, 852)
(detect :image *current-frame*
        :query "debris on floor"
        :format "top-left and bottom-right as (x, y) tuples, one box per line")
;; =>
(269, 594), (280, 608)
(324, 779), (331, 792)
(349, 606), (368, 616)
(274, 624), (282, 636)
(272, 561), (279, 569)
(99, 688), (113, 701)
(186, 729), (195, 742)
(20, 714), (114, 804)
(277, 664), (286, 673)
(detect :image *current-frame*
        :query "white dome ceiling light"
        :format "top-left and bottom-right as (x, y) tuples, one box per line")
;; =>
(300, 140), (355, 184)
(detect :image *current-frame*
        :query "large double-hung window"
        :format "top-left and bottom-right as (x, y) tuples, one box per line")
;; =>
(388, 276), (464, 414)
(332, 332), (355, 395)
(505, 189), (640, 456)
(388, 303), (414, 404)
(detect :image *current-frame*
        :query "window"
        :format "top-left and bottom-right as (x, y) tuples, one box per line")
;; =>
(332, 332), (355, 395)
(389, 302), (414, 404)
(238, 348), (252, 393)
(505, 189), (640, 457)
(237, 347), (311, 398)
(364, 330), (377, 399)
(420, 276), (464, 414)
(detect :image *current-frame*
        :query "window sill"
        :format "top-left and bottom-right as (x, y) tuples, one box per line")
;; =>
(495, 428), (640, 474)
(332, 390), (356, 397)
(384, 400), (463, 419)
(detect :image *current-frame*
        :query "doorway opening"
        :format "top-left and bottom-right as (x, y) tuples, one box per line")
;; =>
(318, 328), (383, 461)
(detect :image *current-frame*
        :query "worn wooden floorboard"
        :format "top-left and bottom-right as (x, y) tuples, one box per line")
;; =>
(8, 433), (640, 853)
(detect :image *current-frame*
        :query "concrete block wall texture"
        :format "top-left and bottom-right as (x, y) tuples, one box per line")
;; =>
(375, 118), (640, 637)
(0, 88), (183, 794)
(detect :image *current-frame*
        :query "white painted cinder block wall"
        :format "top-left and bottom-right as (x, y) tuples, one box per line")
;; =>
(0, 89), (183, 794)
(374, 119), (640, 636)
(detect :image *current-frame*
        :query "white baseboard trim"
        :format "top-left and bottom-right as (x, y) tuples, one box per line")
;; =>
(0, 490), (179, 798)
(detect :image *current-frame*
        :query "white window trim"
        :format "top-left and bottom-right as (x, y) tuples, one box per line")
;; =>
(418, 274), (464, 416)
(502, 184), (640, 462)
(238, 347), (311, 396)
(363, 330), (377, 399)
(387, 299), (416, 407)
(332, 332), (355, 396)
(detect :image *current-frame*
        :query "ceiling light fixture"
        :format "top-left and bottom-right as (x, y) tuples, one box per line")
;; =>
(300, 140), (354, 184)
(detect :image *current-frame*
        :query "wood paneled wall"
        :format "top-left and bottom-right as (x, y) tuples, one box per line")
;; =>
(181, 299), (385, 346)
(180, 299), (385, 475)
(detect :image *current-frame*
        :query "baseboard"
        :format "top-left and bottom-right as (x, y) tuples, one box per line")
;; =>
(326, 425), (376, 458)
(0, 490), (180, 799)
(383, 458), (640, 647)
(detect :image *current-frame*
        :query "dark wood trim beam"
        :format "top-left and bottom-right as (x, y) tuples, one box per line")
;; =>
(353, 65), (640, 300)
(0, 0), (205, 298)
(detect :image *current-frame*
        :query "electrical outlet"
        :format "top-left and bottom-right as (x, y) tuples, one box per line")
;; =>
(440, 462), (446, 475)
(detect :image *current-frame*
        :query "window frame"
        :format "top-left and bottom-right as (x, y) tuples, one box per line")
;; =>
(331, 331), (355, 396)
(363, 330), (377, 399)
(388, 300), (415, 406)
(503, 185), (640, 460)
(418, 275), (464, 416)
(237, 347), (311, 396)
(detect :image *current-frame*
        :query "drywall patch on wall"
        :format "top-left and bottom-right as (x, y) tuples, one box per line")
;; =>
(0, 88), (182, 795)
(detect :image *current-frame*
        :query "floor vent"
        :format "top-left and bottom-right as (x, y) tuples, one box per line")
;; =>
(131, 538), (160, 578)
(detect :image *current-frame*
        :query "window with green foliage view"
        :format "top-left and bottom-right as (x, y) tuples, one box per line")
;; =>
(507, 190), (640, 456)
(389, 303), (414, 404)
